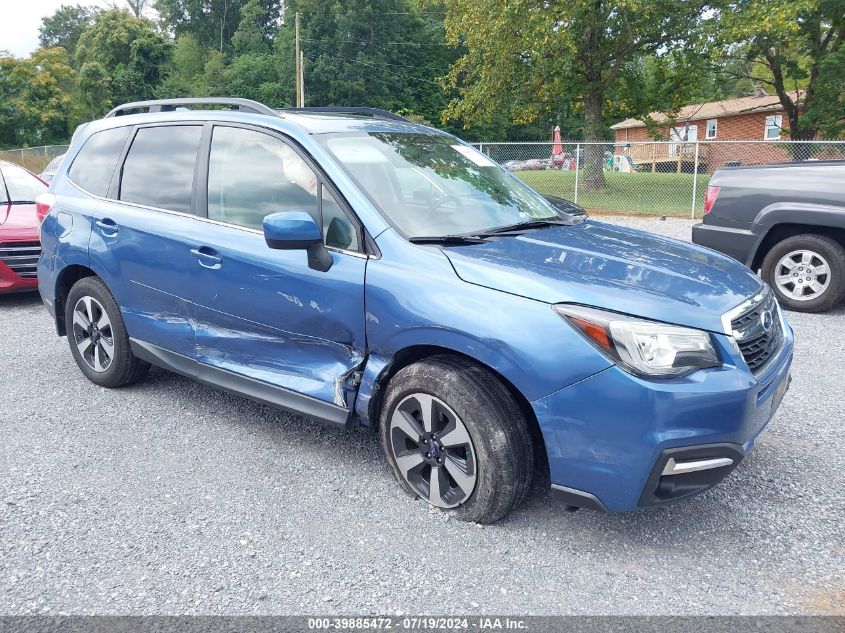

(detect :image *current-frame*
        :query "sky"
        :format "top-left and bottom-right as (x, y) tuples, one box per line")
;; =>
(0, 0), (116, 58)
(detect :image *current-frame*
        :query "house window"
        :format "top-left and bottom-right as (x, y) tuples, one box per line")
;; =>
(764, 114), (783, 140)
(706, 119), (718, 139)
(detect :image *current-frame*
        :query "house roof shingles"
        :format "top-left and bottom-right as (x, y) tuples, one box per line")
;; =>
(610, 93), (800, 130)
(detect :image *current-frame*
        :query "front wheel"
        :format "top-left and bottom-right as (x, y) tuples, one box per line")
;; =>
(761, 234), (845, 313)
(379, 356), (534, 524)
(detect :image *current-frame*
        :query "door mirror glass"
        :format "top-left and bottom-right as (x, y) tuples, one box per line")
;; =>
(263, 211), (322, 250)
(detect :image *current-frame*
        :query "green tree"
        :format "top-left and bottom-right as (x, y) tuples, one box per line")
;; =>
(232, 0), (271, 55)
(155, 0), (281, 53)
(716, 0), (845, 140)
(75, 9), (172, 116)
(223, 53), (290, 105)
(203, 50), (228, 95)
(38, 4), (99, 62)
(285, 0), (455, 126)
(437, 0), (709, 188)
(125, 0), (148, 18)
(0, 48), (77, 148)
(159, 33), (208, 97)
(76, 61), (111, 118)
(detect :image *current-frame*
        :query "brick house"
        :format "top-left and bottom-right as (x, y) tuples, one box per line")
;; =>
(610, 92), (799, 172)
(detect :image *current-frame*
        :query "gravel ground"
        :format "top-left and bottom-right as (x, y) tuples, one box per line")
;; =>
(1, 216), (843, 616)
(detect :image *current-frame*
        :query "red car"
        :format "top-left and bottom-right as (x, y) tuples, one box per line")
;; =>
(0, 160), (48, 293)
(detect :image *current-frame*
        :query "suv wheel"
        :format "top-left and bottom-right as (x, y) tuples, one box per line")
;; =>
(65, 276), (150, 387)
(379, 356), (534, 524)
(762, 234), (845, 313)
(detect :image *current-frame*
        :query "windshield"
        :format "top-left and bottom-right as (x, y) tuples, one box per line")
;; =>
(0, 164), (47, 204)
(318, 133), (563, 238)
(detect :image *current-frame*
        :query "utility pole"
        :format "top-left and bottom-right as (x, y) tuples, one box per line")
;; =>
(299, 50), (305, 107)
(295, 12), (303, 107)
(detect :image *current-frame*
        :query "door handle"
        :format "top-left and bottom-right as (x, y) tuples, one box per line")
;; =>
(95, 218), (119, 236)
(190, 247), (223, 269)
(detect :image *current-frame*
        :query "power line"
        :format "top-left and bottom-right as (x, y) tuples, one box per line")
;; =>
(302, 38), (455, 47)
(305, 51), (445, 87)
(298, 11), (446, 17)
(303, 52), (405, 96)
(306, 43), (448, 72)
(309, 52), (440, 86)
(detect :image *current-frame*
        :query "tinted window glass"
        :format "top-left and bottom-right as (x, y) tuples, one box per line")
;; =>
(68, 126), (132, 196)
(207, 126), (318, 230)
(120, 126), (202, 213)
(322, 186), (358, 251)
(1, 164), (47, 202)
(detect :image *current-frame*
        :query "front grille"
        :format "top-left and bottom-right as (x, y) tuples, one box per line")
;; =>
(0, 241), (41, 279)
(731, 292), (782, 374)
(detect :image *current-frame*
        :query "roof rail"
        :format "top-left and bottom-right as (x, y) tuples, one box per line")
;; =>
(279, 107), (409, 122)
(104, 97), (279, 118)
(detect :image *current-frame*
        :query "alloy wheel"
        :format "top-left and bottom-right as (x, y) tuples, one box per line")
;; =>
(388, 393), (478, 508)
(774, 250), (831, 301)
(71, 296), (114, 373)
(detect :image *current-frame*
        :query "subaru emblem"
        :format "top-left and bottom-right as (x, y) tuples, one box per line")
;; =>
(760, 309), (774, 333)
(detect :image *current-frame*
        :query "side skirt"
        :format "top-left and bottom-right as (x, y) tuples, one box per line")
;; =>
(129, 338), (351, 428)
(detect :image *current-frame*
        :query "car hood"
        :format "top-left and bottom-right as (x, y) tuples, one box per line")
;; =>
(442, 220), (763, 333)
(0, 203), (39, 239)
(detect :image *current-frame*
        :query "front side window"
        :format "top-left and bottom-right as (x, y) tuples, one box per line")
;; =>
(206, 126), (359, 251)
(321, 186), (358, 251)
(764, 115), (783, 140)
(0, 164), (46, 203)
(319, 133), (563, 238)
(68, 126), (132, 197)
(120, 125), (202, 213)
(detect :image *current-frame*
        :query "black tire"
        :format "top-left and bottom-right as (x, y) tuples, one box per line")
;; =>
(379, 355), (534, 524)
(65, 276), (150, 387)
(761, 234), (845, 313)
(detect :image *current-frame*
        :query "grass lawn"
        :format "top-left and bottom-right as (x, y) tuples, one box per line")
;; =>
(516, 170), (711, 218)
(0, 151), (56, 173)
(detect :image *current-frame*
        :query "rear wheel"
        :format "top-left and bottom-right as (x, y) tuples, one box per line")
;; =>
(762, 234), (845, 313)
(65, 276), (149, 387)
(379, 356), (534, 524)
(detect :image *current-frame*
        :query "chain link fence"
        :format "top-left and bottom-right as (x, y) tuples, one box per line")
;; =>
(474, 140), (845, 218)
(2, 141), (843, 218)
(0, 145), (69, 174)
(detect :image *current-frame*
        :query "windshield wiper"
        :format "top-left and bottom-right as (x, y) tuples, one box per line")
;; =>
(408, 218), (572, 245)
(409, 235), (490, 245)
(474, 218), (572, 236)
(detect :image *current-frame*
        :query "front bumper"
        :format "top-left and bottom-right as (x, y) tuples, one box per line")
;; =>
(536, 326), (794, 512)
(0, 261), (38, 294)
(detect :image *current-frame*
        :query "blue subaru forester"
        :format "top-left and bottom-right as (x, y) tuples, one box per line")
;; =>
(37, 98), (793, 523)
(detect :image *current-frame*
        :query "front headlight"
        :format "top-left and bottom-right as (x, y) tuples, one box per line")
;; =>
(554, 305), (721, 378)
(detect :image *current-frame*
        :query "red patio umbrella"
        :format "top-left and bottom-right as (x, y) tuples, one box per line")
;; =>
(552, 125), (563, 157)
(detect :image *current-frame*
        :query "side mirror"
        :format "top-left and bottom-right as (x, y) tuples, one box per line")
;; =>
(263, 211), (321, 249)
(263, 210), (332, 272)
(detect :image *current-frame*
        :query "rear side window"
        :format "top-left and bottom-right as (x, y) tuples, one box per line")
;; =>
(120, 126), (202, 213)
(1, 164), (47, 203)
(68, 126), (132, 196)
